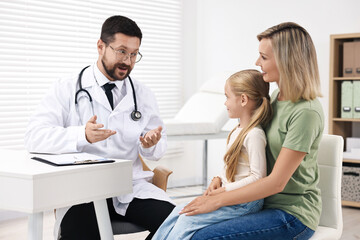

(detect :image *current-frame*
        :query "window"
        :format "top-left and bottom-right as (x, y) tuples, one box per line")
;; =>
(0, 0), (183, 149)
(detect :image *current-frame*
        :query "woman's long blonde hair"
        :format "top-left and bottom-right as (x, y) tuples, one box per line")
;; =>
(224, 70), (272, 182)
(257, 22), (322, 102)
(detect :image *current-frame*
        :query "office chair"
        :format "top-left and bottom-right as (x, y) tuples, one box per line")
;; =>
(111, 156), (173, 235)
(310, 134), (344, 240)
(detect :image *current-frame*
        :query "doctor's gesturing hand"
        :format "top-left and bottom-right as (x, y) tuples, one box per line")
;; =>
(85, 115), (116, 143)
(140, 126), (162, 148)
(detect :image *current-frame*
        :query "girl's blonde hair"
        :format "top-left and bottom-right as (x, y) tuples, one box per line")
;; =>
(224, 69), (272, 182)
(257, 22), (322, 102)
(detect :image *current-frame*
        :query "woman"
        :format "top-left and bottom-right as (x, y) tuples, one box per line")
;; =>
(182, 22), (324, 240)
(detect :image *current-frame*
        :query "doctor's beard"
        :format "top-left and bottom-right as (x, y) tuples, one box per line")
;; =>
(101, 59), (132, 81)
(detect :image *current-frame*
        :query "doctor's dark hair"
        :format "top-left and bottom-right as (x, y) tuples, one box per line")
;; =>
(224, 70), (272, 182)
(100, 15), (142, 44)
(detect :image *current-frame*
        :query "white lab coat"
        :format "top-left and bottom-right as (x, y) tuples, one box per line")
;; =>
(24, 64), (173, 238)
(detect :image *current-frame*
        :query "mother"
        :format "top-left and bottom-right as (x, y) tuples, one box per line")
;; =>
(183, 22), (324, 240)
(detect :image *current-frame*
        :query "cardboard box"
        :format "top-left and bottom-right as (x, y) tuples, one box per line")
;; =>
(355, 42), (360, 77)
(341, 81), (353, 118)
(343, 42), (355, 77)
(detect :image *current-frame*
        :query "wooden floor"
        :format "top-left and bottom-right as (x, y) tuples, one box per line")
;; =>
(0, 186), (359, 240)
(341, 206), (360, 240)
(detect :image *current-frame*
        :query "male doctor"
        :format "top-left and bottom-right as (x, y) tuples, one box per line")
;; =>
(25, 15), (175, 240)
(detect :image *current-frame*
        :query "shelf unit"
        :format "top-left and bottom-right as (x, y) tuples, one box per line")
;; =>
(329, 33), (360, 208)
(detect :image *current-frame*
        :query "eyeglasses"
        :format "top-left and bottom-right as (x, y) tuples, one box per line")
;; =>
(108, 45), (142, 63)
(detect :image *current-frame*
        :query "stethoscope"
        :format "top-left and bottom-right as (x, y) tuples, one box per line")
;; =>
(75, 65), (142, 123)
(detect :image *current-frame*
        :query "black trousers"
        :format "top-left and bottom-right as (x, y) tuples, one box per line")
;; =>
(59, 198), (175, 240)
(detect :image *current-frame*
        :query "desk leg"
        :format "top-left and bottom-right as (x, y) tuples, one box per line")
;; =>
(93, 199), (114, 240)
(203, 139), (208, 190)
(28, 212), (43, 240)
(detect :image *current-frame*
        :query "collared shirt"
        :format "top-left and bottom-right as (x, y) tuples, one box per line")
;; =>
(93, 64), (127, 109)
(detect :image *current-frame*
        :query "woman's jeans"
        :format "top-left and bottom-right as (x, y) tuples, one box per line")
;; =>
(191, 208), (315, 240)
(152, 199), (263, 240)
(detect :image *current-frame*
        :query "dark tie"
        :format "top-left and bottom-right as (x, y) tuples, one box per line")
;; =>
(103, 83), (116, 110)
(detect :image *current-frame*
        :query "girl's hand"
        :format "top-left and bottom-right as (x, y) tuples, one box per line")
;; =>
(179, 195), (221, 216)
(208, 187), (225, 196)
(203, 177), (222, 196)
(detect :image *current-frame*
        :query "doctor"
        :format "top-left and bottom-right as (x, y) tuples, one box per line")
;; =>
(25, 15), (175, 240)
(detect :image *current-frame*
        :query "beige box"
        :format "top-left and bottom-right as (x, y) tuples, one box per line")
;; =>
(343, 42), (355, 77)
(355, 42), (360, 77)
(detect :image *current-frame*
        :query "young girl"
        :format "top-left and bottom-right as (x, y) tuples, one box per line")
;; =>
(151, 69), (272, 240)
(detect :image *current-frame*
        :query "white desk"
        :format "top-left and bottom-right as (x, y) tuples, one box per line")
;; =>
(168, 131), (229, 188)
(0, 149), (132, 240)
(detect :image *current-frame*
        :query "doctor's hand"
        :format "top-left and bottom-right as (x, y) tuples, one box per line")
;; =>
(140, 126), (162, 148)
(85, 115), (116, 143)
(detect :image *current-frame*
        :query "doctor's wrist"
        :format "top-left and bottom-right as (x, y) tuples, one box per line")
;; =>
(77, 125), (90, 150)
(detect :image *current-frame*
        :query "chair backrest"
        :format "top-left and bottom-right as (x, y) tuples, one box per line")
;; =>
(316, 134), (343, 231)
(139, 155), (151, 171)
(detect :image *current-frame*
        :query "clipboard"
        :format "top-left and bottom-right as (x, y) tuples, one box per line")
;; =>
(31, 153), (115, 166)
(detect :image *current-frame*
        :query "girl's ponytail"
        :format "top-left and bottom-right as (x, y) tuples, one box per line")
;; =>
(224, 70), (272, 182)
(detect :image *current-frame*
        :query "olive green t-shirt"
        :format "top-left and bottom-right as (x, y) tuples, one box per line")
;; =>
(264, 89), (324, 230)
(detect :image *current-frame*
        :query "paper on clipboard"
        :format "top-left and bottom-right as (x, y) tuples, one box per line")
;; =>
(31, 152), (114, 166)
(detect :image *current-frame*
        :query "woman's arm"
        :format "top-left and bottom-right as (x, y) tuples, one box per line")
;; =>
(180, 147), (306, 216)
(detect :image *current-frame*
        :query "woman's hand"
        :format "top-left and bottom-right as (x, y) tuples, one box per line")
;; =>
(179, 195), (221, 216)
(203, 177), (222, 196)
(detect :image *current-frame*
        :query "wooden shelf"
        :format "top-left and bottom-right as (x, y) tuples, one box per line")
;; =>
(331, 33), (360, 39)
(342, 200), (360, 208)
(332, 118), (360, 122)
(343, 159), (360, 164)
(333, 77), (360, 80)
(329, 33), (360, 208)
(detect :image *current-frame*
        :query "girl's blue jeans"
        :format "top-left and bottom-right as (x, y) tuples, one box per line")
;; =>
(191, 208), (315, 240)
(152, 199), (263, 240)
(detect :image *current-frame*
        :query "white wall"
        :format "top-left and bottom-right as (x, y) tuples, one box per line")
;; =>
(186, 0), (360, 184)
